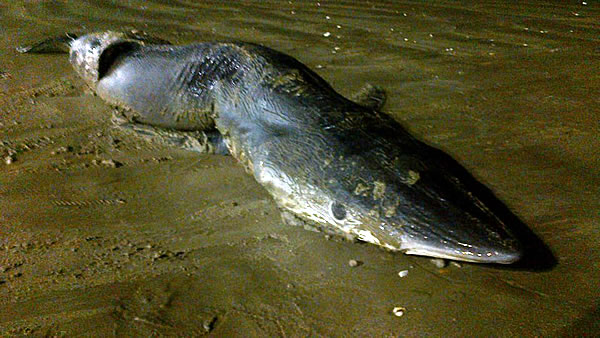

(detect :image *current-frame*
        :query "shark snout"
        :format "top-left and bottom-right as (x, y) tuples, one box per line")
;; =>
(398, 218), (524, 264)
(402, 237), (523, 264)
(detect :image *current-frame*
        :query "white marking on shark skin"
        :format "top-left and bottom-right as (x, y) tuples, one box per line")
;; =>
(383, 243), (399, 251)
(406, 170), (420, 185)
(403, 248), (485, 262)
(354, 229), (381, 245)
(354, 183), (369, 196)
(373, 181), (386, 200)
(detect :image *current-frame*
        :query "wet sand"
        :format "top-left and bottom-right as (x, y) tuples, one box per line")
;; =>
(1, 0), (599, 336)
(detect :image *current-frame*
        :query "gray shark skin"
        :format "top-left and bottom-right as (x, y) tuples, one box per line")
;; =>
(20, 31), (530, 264)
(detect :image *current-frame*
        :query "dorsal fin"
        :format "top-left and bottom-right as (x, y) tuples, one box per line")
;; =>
(351, 83), (387, 111)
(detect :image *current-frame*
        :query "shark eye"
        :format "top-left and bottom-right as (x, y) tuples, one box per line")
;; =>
(330, 201), (347, 221)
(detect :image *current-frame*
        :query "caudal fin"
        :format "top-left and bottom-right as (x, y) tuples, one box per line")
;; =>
(16, 33), (78, 54)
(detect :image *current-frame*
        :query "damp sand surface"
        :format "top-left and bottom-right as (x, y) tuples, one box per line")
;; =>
(1, 1), (599, 336)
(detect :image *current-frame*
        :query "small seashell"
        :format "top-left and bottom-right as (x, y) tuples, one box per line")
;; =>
(392, 306), (405, 317)
(348, 259), (360, 267)
(431, 258), (447, 268)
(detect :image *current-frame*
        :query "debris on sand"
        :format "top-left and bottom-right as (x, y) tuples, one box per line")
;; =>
(348, 259), (361, 267)
(392, 306), (405, 317)
(430, 258), (447, 268)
